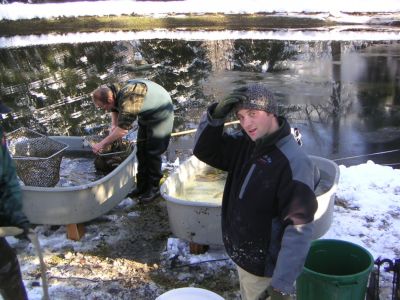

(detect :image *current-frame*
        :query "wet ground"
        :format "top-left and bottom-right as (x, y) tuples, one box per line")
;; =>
(13, 195), (241, 299)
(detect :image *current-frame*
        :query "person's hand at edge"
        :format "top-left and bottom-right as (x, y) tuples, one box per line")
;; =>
(15, 221), (34, 242)
(92, 142), (104, 154)
(265, 285), (291, 300)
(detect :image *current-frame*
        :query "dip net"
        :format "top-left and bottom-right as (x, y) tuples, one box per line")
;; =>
(84, 136), (133, 157)
(84, 136), (134, 173)
(6, 127), (68, 187)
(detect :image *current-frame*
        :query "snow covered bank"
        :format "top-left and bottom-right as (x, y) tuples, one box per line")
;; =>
(0, 0), (399, 21)
(1, 27), (400, 49)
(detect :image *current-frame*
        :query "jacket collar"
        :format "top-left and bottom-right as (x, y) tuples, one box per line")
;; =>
(253, 116), (290, 156)
(108, 83), (121, 110)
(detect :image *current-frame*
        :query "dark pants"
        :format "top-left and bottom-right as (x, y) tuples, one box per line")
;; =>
(136, 115), (173, 193)
(0, 238), (28, 300)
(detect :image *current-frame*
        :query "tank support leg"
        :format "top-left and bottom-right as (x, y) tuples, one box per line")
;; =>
(66, 224), (85, 241)
(189, 242), (209, 254)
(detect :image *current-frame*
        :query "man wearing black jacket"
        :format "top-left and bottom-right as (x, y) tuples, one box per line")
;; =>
(193, 84), (319, 300)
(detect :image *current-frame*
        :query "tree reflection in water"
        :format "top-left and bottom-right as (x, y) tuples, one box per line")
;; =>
(0, 40), (399, 166)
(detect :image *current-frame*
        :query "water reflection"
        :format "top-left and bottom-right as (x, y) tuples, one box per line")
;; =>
(0, 40), (399, 166)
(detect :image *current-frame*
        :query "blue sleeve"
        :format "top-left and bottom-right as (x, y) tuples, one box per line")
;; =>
(0, 133), (28, 227)
(271, 149), (318, 294)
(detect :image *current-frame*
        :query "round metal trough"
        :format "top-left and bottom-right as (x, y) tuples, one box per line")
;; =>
(21, 136), (137, 225)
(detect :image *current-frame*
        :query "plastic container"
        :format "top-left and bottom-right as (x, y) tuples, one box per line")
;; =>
(296, 239), (374, 300)
(156, 287), (224, 300)
(160, 155), (339, 246)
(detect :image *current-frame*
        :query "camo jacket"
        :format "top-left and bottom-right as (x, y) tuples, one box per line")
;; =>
(109, 78), (173, 130)
(0, 127), (28, 227)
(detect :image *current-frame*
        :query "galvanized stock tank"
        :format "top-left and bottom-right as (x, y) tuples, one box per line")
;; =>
(20, 136), (137, 225)
(161, 155), (340, 245)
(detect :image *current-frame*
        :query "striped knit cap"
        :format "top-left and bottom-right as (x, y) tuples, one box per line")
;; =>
(234, 84), (277, 115)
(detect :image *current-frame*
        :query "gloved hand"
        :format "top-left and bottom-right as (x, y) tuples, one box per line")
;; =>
(212, 91), (248, 119)
(0, 226), (23, 237)
(266, 285), (291, 300)
(15, 222), (33, 242)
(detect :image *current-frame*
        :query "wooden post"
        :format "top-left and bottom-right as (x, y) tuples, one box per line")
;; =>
(170, 120), (240, 137)
(189, 242), (209, 254)
(66, 224), (85, 241)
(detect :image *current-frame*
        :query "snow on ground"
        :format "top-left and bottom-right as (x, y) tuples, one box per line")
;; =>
(2, 28), (400, 49)
(324, 161), (400, 260)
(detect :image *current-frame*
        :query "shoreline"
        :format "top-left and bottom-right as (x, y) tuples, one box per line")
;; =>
(1, 7), (399, 37)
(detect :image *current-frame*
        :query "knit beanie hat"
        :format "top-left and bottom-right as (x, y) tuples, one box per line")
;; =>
(234, 84), (277, 115)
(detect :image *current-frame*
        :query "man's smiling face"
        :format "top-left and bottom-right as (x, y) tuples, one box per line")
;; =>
(236, 108), (276, 141)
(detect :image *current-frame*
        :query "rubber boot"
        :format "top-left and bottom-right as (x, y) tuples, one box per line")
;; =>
(139, 185), (161, 203)
(127, 173), (148, 198)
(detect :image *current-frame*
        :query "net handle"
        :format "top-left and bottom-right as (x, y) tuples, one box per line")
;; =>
(11, 144), (69, 160)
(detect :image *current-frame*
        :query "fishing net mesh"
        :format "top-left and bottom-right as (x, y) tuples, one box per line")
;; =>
(6, 127), (68, 187)
(84, 136), (133, 157)
(84, 135), (134, 173)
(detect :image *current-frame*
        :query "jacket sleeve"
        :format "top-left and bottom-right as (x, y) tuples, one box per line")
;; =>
(270, 157), (318, 294)
(0, 140), (29, 227)
(193, 104), (237, 172)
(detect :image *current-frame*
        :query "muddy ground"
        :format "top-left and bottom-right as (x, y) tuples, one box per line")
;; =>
(12, 188), (395, 300)
(12, 194), (240, 300)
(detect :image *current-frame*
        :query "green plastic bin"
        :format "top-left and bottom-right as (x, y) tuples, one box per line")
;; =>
(296, 239), (374, 300)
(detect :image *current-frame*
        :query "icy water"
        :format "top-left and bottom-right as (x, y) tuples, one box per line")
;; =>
(172, 168), (226, 204)
(171, 168), (332, 204)
(58, 152), (103, 186)
(15, 152), (105, 187)
(1, 39), (399, 167)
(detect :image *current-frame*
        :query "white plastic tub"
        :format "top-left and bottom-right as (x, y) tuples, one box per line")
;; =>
(156, 287), (224, 300)
(161, 155), (339, 245)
